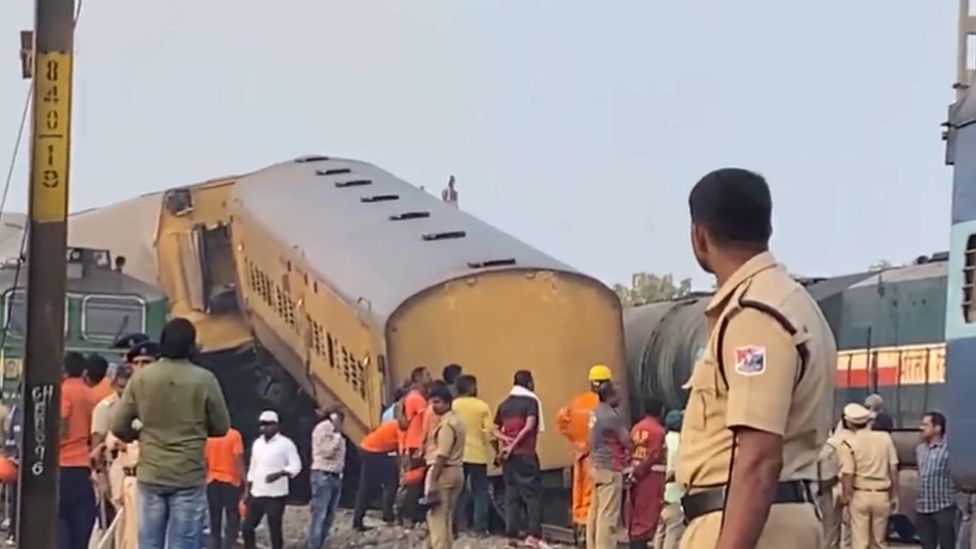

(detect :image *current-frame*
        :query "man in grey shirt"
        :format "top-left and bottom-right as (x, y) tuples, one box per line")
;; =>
(586, 382), (632, 549)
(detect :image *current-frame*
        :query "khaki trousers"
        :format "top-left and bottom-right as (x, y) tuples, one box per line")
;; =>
(821, 483), (848, 549)
(653, 502), (685, 549)
(114, 476), (138, 549)
(849, 491), (889, 549)
(585, 468), (623, 549)
(426, 466), (464, 549)
(680, 502), (822, 549)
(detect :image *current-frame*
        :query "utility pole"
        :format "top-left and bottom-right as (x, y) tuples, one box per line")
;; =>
(16, 0), (74, 547)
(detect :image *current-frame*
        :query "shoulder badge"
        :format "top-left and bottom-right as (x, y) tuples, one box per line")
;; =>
(734, 345), (766, 376)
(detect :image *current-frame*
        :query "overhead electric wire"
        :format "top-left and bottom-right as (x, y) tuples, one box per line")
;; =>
(0, 0), (86, 380)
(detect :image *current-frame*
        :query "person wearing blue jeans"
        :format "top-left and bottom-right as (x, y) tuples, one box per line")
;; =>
(138, 482), (209, 549)
(307, 470), (344, 548)
(456, 463), (490, 535)
(111, 320), (232, 549)
(306, 410), (347, 549)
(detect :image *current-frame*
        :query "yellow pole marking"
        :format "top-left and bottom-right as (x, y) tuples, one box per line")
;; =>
(31, 51), (71, 223)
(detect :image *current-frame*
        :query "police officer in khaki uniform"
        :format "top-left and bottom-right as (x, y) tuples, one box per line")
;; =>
(820, 418), (854, 549)
(424, 381), (466, 549)
(838, 403), (899, 549)
(676, 168), (837, 549)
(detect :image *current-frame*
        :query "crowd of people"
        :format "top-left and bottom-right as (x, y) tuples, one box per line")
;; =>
(4, 167), (974, 549)
(819, 396), (969, 549)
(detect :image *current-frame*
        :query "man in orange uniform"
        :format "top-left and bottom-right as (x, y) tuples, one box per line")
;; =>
(397, 367), (431, 526)
(556, 364), (613, 532)
(353, 419), (400, 530)
(205, 426), (246, 549)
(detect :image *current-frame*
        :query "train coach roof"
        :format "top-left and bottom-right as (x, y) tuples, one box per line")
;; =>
(232, 157), (590, 324)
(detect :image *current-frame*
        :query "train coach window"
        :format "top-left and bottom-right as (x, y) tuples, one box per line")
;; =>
(964, 234), (976, 322)
(3, 289), (68, 338)
(82, 296), (146, 342)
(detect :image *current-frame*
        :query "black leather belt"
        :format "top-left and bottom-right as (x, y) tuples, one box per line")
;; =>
(854, 487), (888, 493)
(682, 480), (815, 523)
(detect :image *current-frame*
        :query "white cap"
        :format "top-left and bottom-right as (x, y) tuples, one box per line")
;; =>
(843, 403), (874, 426)
(259, 410), (279, 423)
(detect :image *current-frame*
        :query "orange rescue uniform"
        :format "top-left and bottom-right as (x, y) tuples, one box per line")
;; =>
(556, 391), (600, 526)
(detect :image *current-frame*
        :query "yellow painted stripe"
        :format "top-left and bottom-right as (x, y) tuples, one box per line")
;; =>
(31, 51), (71, 223)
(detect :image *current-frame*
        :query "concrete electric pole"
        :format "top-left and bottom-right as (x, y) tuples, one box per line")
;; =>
(16, 0), (74, 547)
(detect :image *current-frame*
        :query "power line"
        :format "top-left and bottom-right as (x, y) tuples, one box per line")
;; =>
(0, 0), (85, 384)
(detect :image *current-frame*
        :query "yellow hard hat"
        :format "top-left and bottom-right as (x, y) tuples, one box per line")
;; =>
(588, 364), (612, 382)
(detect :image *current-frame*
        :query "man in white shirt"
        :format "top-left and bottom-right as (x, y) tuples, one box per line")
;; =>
(306, 410), (347, 549)
(242, 411), (302, 549)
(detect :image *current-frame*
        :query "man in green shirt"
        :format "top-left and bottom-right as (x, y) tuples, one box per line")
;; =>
(112, 318), (231, 549)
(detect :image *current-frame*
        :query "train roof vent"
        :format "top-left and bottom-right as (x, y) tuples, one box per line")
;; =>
(294, 155), (330, 163)
(360, 194), (399, 203)
(422, 231), (466, 241)
(389, 211), (431, 221)
(316, 168), (351, 176)
(467, 258), (516, 269)
(337, 179), (373, 188)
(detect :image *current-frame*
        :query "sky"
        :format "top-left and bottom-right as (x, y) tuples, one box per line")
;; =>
(0, 1), (960, 289)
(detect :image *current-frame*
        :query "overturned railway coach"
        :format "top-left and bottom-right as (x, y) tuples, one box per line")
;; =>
(59, 156), (626, 511)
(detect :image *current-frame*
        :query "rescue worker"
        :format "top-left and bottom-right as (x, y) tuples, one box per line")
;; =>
(586, 382), (632, 549)
(820, 416), (854, 549)
(839, 403), (899, 549)
(677, 168), (836, 549)
(556, 364), (612, 533)
(396, 367), (431, 526)
(424, 381), (466, 549)
(624, 398), (667, 549)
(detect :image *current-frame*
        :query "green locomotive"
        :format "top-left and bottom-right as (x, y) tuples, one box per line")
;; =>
(0, 247), (167, 398)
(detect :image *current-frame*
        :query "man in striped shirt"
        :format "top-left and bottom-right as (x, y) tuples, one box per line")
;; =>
(915, 411), (956, 549)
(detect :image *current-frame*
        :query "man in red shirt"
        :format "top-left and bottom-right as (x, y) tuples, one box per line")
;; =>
(59, 351), (97, 549)
(624, 399), (667, 549)
(494, 370), (544, 547)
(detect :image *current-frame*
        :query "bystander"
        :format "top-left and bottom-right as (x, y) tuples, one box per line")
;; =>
(112, 318), (231, 549)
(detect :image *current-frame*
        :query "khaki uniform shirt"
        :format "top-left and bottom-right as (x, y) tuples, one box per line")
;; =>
(677, 252), (837, 490)
(819, 425), (853, 481)
(839, 428), (898, 491)
(425, 411), (465, 468)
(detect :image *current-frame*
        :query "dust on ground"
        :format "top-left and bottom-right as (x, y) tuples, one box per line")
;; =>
(256, 505), (575, 549)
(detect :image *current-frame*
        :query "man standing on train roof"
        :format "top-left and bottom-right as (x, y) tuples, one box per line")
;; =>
(838, 403), (899, 549)
(442, 175), (459, 208)
(556, 364), (613, 533)
(676, 167), (837, 549)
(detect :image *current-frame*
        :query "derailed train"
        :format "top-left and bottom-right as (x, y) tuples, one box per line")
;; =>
(52, 156), (626, 516)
